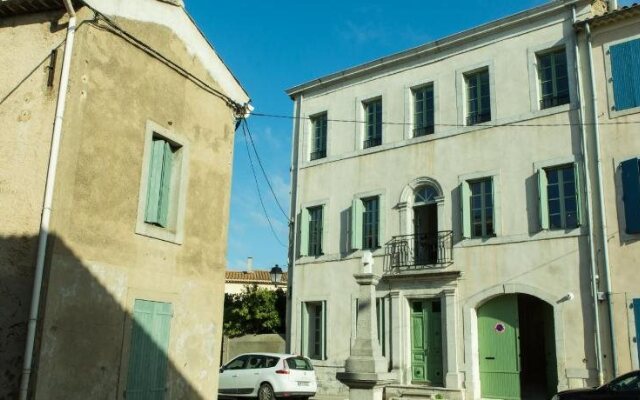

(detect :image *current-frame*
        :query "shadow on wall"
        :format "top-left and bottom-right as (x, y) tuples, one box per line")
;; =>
(0, 234), (206, 399)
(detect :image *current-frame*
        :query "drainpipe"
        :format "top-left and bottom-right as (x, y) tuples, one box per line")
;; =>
(572, 6), (604, 386)
(585, 21), (618, 378)
(19, 1), (76, 399)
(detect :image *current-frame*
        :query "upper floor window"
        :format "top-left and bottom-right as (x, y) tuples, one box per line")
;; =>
(537, 48), (569, 109)
(461, 177), (495, 238)
(301, 301), (326, 360)
(145, 137), (177, 227)
(364, 98), (382, 148)
(538, 164), (580, 230)
(310, 113), (327, 161)
(465, 68), (491, 126)
(351, 195), (384, 250)
(413, 84), (434, 136)
(609, 38), (640, 112)
(620, 157), (640, 234)
(299, 205), (324, 257)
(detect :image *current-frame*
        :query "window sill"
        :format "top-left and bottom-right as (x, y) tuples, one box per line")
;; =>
(456, 227), (586, 248)
(296, 248), (384, 265)
(609, 105), (640, 119)
(135, 221), (183, 245)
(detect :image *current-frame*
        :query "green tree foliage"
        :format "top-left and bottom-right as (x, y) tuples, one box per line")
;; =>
(223, 284), (286, 337)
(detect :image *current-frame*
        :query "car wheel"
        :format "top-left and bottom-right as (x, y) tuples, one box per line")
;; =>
(258, 383), (275, 400)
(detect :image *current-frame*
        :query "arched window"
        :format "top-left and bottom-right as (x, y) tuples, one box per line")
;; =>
(414, 185), (438, 205)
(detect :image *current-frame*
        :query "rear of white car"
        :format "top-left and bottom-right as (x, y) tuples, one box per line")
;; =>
(218, 353), (317, 400)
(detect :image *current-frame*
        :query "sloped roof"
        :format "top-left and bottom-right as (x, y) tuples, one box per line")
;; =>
(0, 0), (75, 17)
(575, 2), (640, 29)
(225, 270), (288, 285)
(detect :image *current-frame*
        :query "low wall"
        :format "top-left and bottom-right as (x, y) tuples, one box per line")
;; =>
(221, 333), (286, 364)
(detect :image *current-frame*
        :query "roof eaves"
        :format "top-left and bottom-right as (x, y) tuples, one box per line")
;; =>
(286, 0), (581, 97)
(574, 2), (640, 30)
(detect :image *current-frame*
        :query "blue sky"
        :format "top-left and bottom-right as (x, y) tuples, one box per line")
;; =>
(184, 1), (633, 271)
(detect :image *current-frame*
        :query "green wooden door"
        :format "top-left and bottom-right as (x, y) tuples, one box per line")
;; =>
(410, 300), (443, 385)
(478, 295), (520, 400)
(126, 300), (173, 400)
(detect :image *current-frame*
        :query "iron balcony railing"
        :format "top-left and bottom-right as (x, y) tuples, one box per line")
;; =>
(310, 149), (326, 161)
(413, 125), (435, 137)
(466, 112), (491, 126)
(363, 137), (382, 149)
(384, 231), (453, 272)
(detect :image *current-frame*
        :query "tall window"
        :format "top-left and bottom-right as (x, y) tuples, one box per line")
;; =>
(538, 48), (569, 109)
(414, 84), (434, 136)
(620, 157), (640, 234)
(145, 137), (178, 227)
(539, 164), (579, 230)
(469, 178), (494, 237)
(308, 206), (323, 256)
(310, 113), (327, 160)
(364, 99), (382, 148)
(362, 197), (380, 249)
(609, 38), (640, 112)
(465, 69), (491, 125)
(302, 301), (326, 360)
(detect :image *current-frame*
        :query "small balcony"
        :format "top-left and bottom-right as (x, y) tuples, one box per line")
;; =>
(384, 231), (453, 273)
(363, 137), (382, 149)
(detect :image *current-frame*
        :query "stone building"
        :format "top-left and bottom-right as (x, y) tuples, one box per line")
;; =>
(0, 0), (249, 398)
(286, 1), (639, 399)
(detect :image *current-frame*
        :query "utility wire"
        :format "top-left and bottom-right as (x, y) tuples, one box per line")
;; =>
(250, 111), (640, 127)
(242, 119), (290, 221)
(241, 123), (288, 248)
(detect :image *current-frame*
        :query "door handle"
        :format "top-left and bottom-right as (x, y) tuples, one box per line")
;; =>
(485, 357), (495, 360)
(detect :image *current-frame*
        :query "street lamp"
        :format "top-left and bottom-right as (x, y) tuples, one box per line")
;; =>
(269, 264), (283, 287)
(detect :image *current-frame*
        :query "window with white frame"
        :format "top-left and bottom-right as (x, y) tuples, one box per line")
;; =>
(299, 205), (324, 257)
(136, 122), (188, 244)
(608, 38), (640, 113)
(465, 68), (491, 126)
(538, 164), (580, 230)
(461, 177), (495, 238)
(310, 113), (327, 161)
(301, 301), (326, 360)
(351, 195), (384, 250)
(537, 48), (569, 109)
(413, 84), (435, 136)
(363, 98), (382, 148)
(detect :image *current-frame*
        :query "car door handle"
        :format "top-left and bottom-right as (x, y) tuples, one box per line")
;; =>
(485, 357), (495, 360)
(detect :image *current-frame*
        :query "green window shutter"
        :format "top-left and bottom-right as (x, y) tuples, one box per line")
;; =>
(351, 198), (363, 250)
(321, 301), (327, 360)
(378, 195), (385, 247)
(573, 163), (582, 226)
(460, 181), (471, 238)
(538, 169), (550, 230)
(621, 158), (640, 234)
(157, 142), (173, 228)
(126, 300), (173, 399)
(300, 303), (308, 357)
(299, 209), (310, 256)
(145, 139), (165, 224)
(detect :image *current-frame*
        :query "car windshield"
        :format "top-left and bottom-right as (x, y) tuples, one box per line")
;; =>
(286, 357), (313, 370)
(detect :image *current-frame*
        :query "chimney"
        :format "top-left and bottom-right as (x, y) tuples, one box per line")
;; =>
(246, 257), (253, 273)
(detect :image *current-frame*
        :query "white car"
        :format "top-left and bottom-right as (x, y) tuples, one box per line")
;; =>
(218, 353), (317, 400)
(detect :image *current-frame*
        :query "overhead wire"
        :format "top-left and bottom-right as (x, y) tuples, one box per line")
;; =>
(242, 119), (291, 222)
(241, 122), (288, 248)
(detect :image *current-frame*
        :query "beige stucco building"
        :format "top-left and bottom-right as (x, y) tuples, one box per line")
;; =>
(0, 0), (249, 398)
(286, 1), (639, 399)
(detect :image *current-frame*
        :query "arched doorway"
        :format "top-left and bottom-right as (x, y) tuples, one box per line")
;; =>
(413, 185), (439, 265)
(477, 294), (557, 400)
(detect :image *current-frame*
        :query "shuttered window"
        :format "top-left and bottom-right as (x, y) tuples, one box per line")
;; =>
(621, 157), (640, 234)
(414, 84), (435, 136)
(460, 177), (498, 239)
(610, 38), (640, 111)
(301, 301), (326, 360)
(538, 164), (581, 230)
(310, 113), (327, 160)
(308, 206), (323, 256)
(351, 195), (384, 250)
(145, 137), (176, 227)
(465, 68), (491, 125)
(364, 99), (382, 148)
(537, 48), (570, 109)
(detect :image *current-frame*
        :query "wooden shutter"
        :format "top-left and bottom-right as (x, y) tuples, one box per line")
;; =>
(299, 209), (310, 256)
(157, 142), (173, 227)
(538, 169), (549, 230)
(610, 39), (640, 111)
(126, 300), (173, 399)
(633, 298), (640, 361)
(460, 182), (471, 238)
(145, 139), (165, 224)
(351, 198), (363, 249)
(621, 158), (640, 234)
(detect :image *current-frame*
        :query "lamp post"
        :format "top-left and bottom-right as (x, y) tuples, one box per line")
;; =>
(269, 264), (283, 287)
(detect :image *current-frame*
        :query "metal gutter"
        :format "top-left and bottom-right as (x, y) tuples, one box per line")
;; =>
(572, 5), (605, 385)
(286, 0), (584, 97)
(585, 21), (618, 378)
(19, 1), (76, 398)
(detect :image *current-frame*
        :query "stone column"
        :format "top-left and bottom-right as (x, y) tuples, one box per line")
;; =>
(337, 252), (396, 400)
(443, 288), (461, 389)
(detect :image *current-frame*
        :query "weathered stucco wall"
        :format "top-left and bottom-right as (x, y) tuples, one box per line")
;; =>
(0, 10), (67, 398)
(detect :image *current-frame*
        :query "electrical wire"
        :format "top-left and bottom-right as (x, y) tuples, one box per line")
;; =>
(241, 123), (288, 248)
(242, 119), (290, 221)
(250, 111), (640, 127)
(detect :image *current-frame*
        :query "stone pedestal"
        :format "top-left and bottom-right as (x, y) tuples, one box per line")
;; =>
(337, 268), (396, 400)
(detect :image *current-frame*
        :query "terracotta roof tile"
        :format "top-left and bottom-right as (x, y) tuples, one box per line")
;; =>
(225, 270), (288, 284)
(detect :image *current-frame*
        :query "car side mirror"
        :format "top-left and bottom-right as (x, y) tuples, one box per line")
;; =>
(219, 366), (225, 373)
